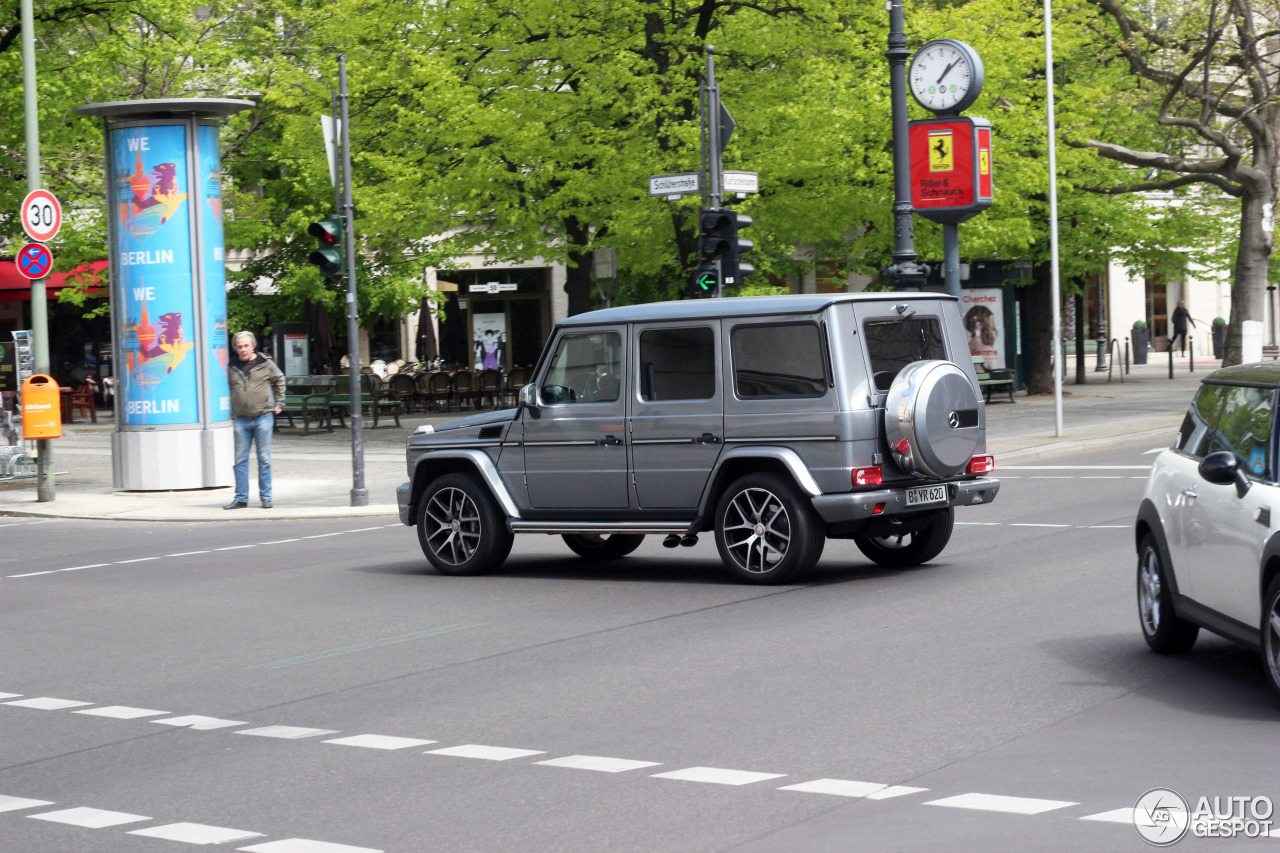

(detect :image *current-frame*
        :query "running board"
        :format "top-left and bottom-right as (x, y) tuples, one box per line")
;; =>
(509, 520), (695, 536)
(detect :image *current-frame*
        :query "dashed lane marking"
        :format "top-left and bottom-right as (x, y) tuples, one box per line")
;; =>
(999, 465), (1153, 470)
(651, 767), (786, 786)
(1080, 808), (1137, 823)
(0, 796), (52, 812)
(925, 793), (1079, 815)
(6, 524), (391, 578)
(236, 725), (339, 740)
(323, 734), (437, 750)
(426, 744), (546, 761)
(535, 755), (663, 773)
(74, 705), (168, 719)
(240, 839), (383, 853)
(1010, 523), (1072, 528)
(956, 522), (1129, 530)
(4, 697), (92, 710)
(777, 779), (887, 797)
(30, 806), (151, 828)
(866, 785), (931, 800)
(130, 822), (264, 844)
(152, 715), (248, 731)
(0, 693), (22, 700)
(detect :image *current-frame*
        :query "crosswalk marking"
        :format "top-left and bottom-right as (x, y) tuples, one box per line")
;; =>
(239, 839), (384, 852)
(777, 779), (888, 797)
(29, 806), (150, 828)
(4, 697), (92, 710)
(130, 822), (264, 844)
(153, 715), (248, 730)
(75, 706), (168, 719)
(925, 793), (1078, 814)
(651, 767), (786, 786)
(867, 785), (931, 800)
(426, 744), (546, 761)
(236, 726), (339, 740)
(0, 796), (52, 812)
(1080, 808), (1136, 823)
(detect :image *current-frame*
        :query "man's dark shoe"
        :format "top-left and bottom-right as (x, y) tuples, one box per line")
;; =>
(223, 500), (247, 510)
(260, 499), (273, 509)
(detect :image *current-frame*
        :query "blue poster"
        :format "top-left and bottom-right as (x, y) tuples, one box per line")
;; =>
(197, 124), (231, 421)
(110, 125), (199, 425)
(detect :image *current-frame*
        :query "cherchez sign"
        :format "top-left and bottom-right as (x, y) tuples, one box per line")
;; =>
(909, 116), (993, 224)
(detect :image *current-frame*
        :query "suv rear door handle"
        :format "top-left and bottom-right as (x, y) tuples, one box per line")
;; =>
(695, 433), (722, 445)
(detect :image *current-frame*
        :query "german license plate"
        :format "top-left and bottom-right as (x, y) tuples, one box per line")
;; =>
(906, 484), (947, 507)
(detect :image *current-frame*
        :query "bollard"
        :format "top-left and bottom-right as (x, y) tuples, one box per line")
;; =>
(1168, 342), (1174, 378)
(1124, 338), (1130, 375)
(1190, 338), (1194, 373)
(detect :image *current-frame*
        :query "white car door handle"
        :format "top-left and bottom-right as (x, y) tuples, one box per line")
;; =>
(1181, 488), (1198, 501)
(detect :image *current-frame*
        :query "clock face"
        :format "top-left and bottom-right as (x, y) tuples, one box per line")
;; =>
(910, 40), (983, 114)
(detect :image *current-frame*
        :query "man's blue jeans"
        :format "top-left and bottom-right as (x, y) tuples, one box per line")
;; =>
(233, 412), (274, 503)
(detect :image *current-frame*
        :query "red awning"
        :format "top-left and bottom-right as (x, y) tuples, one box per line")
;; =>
(0, 259), (108, 301)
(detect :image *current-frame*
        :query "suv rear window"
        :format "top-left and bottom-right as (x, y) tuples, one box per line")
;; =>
(864, 317), (946, 392)
(731, 323), (826, 398)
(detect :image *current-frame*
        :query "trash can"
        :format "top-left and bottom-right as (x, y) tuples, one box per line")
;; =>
(21, 374), (62, 439)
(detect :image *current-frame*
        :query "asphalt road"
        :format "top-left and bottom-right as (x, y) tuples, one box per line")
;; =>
(2, 434), (1277, 853)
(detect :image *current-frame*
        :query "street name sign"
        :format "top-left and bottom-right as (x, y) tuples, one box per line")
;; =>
(469, 283), (518, 294)
(648, 172), (700, 197)
(722, 171), (759, 194)
(21, 189), (62, 243)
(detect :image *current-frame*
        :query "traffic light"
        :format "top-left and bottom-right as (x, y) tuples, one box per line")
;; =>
(307, 216), (345, 278)
(689, 265), (719, 299)
(697, 207), (754, 292)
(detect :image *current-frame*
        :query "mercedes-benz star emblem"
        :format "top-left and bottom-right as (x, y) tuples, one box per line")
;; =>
(948, 411), (961, 429)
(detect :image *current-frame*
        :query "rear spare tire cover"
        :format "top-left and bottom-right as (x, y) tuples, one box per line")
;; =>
(884, 360), (981, 478)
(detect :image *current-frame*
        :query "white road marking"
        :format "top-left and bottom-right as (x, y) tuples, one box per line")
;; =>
(324, 734), (437, 750)
(777, 779), (887, 797)
(426, 744), (546, 761)
(651, 767), (786, 786)
(167, 551), (210, 557)
(29, 806), (151, 828)
(1001, 465), (1152, 470)
(0, 519), (60, 528)
(1029, 476), (1073, 479)
(1080, 476), (1124, 479)
(1010, 523), (1072, 528)
(4, 697), (92, 710)
(1080, 808), (1136, 823)
(115, 557), (158, 564)
(535, 755), (662, 773)
(7, 571), (56, 577)
(239, 839), (384, 853)
(0, 795), (53, 812)
(303, 532), (348, 539)
(153, 715), (248, 730)
(1144, 448), (1164, 455)
(261, 539), (301, 545)
(0, 693), (21, 699)
(75, 706), (168, 719)
(60, 563), (109, 572)
(236, 725), (339, 740)
(925, 793), (1078, 814)
(1087, 525), (1129, 529)
(866, 785), (930, 800)
(130, 822), (264, 844)
(215, 544), (256, 552)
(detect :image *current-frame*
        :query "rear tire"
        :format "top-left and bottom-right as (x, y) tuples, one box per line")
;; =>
(1137, 534), (1199, 653)
(1262, 577), (1280, 700)
(561, 533), (645, 561)
(714, 473), (824, 585)
(853, 508), (954, 567)
(417, 473), (513, 576)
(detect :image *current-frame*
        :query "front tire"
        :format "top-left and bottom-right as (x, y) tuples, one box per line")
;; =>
(561, 533), (645, 561)
(1262, 577), (1280, 700)
(1137, 534), (1198, 653)
(714, 473), (824, 585)
(853, 508), (954, 568)
(417, 473), (513, 576)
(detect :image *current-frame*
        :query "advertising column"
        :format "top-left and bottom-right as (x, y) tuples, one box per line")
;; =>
(75, 99), (252, 490)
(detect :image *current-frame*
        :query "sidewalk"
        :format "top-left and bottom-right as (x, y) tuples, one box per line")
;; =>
(0, 354), (1209, 522)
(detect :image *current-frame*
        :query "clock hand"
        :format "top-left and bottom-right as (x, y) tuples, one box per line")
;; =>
(936, 59), (958, 85)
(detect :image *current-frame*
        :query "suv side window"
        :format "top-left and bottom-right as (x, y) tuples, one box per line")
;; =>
(1214, 386), (1275, 478)
(541, 331), (623, 404)
(731, 323), (826, 398)
(1176, 383), (1229, 458)
(863, 317), (946, 392)
(638, 327), (715, 401)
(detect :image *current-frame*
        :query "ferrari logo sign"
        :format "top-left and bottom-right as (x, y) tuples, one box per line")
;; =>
(928, 131), (954, 172)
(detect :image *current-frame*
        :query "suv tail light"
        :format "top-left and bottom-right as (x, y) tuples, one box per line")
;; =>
(967, 454), (995, 474)
(853, 466), (882, 486)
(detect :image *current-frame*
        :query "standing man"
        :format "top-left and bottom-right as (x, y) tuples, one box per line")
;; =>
(226, 331), (285, 509)
(1170, 299), (1195, 355)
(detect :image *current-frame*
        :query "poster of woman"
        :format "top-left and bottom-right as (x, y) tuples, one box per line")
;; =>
(961, 289), (1006, 369)
(473, 314), (507, 370)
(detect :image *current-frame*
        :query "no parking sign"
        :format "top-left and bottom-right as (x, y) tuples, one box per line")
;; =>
(16, 243), (53, 280)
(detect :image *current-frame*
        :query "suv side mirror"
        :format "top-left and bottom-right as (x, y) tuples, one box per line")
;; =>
(1199, 450), (1251, 498)
(518, 383), (540, 419)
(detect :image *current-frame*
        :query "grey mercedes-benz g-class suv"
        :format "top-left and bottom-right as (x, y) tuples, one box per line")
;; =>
(397, 292), (1000, 584)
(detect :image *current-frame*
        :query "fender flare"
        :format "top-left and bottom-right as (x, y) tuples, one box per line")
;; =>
(1135, 498), (1182, 597)
(411, 449), (522, 520)
(698, 446), (822, 518)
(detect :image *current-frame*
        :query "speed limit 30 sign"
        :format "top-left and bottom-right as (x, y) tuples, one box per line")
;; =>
(21, 189), (63, 243)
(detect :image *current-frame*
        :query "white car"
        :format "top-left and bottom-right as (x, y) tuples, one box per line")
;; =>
(1136, 363), (1280, 700)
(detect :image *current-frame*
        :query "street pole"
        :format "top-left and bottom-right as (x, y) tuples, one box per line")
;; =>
(942, 224), (960, 298)
(21, 0), (53, 501)
(338, 55), (367, 507)
(884, 2), (929, 291)
(705, 46), (723, 211)
(1094, 273), (1109, 371)
(1043, 0), (1064, 436)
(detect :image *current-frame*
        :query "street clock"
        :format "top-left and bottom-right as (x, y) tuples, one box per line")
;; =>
(909, 39), (984, 115)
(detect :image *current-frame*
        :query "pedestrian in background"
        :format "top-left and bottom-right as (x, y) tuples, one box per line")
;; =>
(1170, 299), (1195, 356)
(226, 331), (284, 509)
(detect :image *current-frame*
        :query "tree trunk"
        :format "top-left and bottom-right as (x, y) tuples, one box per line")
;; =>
(1074, 292), (1087, 384)
(1023, 263), (1056, 395)
(1224, 186), (1275, 365)
(563, 216), (594, 317)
